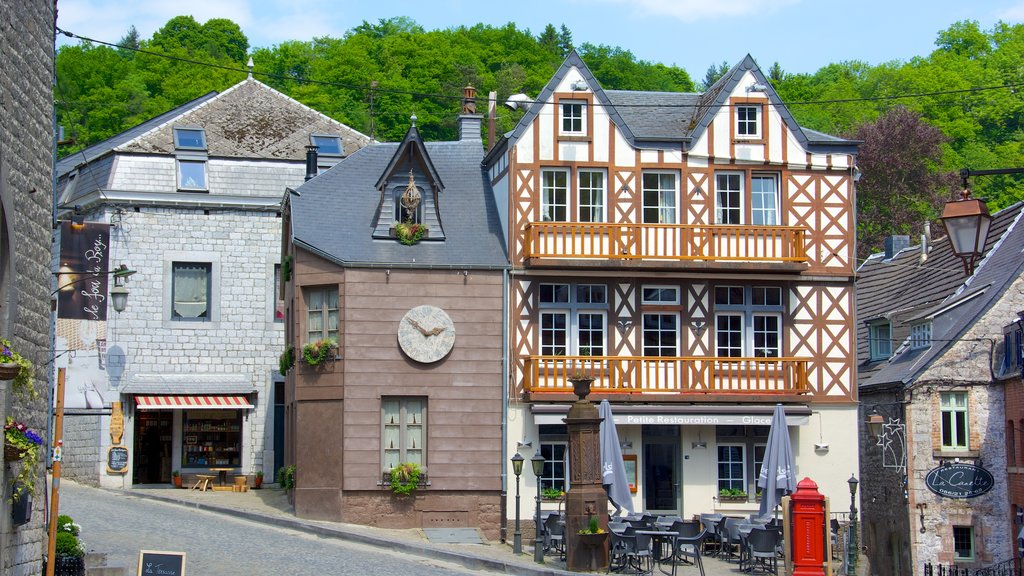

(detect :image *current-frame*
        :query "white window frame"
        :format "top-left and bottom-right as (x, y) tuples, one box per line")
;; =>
(751, 174), (779, 226)
(382, 397), (426, 472)
(173, 127), (207, 150)
(714, 285), (784, 357)
(643, 313), (679, 357)
(177, 159), (208, 191)
(910, 321), (932, 350)
(171, 261), (212, 322)
(539, 440), (569, 492)
(642, 171), (678, 224)
(717, 443), (746, 492)
(940, 391), (969, 451)
(736, 105), (760, 138)
(540, 311), (569, 356)
(715, 172), (743, 225)
(641, 285), (680, 305)
(539, 283), (607, 356)
(541, 169), (569, 222)
(310, 134), (343, 156)
(577, 169), (606, 223)
(869, 321), (892, 361)
(305, 285), (339, 344)
(752, 314), (782, 358)
(560, 100), (586, 135)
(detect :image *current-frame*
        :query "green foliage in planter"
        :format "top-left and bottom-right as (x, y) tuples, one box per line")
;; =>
(55, 531), (84, 558)
(718, 488), (748, 499)
(58, 514), (80, 536)
(393, 221), (426, 246)
(302, 338), (336, 366)
(277, 465), (295, 490)
(389, 462), (422, 496)
(5, 417), (43, 501)
(0, 338), (36, 399)
(541, 487), (564, 500)
(577, 515), (604, 534)
(279, 345), (295, 375)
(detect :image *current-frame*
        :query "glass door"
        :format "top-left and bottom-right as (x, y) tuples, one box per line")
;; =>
(642, 425), (680, 514)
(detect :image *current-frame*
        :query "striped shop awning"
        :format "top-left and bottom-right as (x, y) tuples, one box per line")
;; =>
(134, 395), (253, 410)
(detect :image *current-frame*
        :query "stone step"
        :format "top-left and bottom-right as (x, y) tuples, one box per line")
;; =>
(87, 564), (127, 576)
(84, 552), (108, 568)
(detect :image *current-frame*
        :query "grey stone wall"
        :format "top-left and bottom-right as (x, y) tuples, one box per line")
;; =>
(0, 0), (55, 573)
(60, 414), (101, 486)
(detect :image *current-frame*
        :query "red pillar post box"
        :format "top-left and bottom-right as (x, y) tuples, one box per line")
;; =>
(789, 477), (827, 576)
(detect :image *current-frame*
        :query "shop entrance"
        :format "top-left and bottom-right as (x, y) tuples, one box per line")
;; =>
(642, 425), (680, 514)
(133, 410), (172, 484)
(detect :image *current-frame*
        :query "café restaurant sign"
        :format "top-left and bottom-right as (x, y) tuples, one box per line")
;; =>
(925, 463), (994, 498)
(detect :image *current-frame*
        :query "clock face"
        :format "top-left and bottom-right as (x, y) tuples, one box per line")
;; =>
(398, 305), (456, 363)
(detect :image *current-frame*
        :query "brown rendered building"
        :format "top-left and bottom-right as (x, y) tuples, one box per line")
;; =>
(281, 108), (508, 536)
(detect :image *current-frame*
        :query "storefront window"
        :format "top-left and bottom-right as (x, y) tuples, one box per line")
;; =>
(182, 410), (242, 468)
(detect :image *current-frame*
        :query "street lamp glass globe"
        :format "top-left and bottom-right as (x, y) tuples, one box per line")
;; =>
(511, 452), (524, 477)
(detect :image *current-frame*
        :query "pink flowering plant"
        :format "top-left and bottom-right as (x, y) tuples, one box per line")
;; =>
(5, 417), (43, 500)
(0, 338), (35, 399)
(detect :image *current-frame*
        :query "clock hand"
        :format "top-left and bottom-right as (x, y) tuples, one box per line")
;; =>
(406, 317), (431, 336)
(425, 326), (445, 336)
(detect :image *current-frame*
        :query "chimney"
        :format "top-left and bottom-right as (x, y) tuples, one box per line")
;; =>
(458, 85), (482, 142)
(883, 235), (910, 260)
(487, 90), (497, 151)
(304, 145), (318, 181)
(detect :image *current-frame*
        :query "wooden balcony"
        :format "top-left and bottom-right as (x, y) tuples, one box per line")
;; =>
(522, 355), (809, 399)
(523, 222), (807, 264)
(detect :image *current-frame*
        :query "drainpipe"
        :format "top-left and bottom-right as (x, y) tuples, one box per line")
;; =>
(304, 146), (318, 181)
(500, 267), (509, 543)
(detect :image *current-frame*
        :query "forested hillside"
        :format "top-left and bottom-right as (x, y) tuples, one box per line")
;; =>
(56, 16), (1024, 257)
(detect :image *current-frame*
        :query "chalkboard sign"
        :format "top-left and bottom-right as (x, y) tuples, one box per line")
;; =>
(106, 446), (128, 474)
(137, 550), (186, 576)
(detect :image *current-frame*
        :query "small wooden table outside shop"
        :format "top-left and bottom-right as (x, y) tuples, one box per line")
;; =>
(209, 467), (235, 488)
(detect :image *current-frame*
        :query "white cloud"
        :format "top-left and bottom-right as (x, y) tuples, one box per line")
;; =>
(589, 0), (801, 21)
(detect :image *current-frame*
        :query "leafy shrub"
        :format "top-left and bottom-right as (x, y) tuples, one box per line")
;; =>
(277, 465), (296, 490)
(57, 514), (80, 536)
(55, 531), (83, 558)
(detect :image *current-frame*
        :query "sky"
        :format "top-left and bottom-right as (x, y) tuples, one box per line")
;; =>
(57, 0), (1024, 77)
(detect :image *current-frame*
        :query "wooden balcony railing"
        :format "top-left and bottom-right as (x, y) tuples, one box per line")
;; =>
(523, 222), (807, 262)
(523, 355), (809, 395)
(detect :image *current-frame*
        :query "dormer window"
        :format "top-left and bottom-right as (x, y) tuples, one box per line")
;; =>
(560, 100), (586, 135)
(177, 159), (207, 191)
(311, 134), (343, 156)
(910, 321), (932, 350)
(394, 186), (423, 224)
(173, 128), (207, 150)
(868, 321), (892, 361)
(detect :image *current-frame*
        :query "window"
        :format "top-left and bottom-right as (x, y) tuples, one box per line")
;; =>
(869, 322), (892, 361)
(173, 127), (207, 150)
(305, 286), (339, 343)
(393, 186), (423, 224)
(177, 160), (207, 191)
(382, 397), (425, 470)
(539, 283), (607, 356)
(171, 262), (211, 321)
(541, 169), (568, 222)
(940, 392), (969, 450)
(718, 444), (746, 492)
(952, 526), (974, 561)
(642, 172), (677, 224)
(311, 134), (343, 156)
(911, 321), (932, 350)
(643, 313), (678, 357)
(642, 286), (679, 305)
(540, 441), (568, 492)
(714, 285), (784, 357)
(273, 264), (284, 323)
(715, 173), (742, 224)
(751, 175), (778, 225)
(736, 106), (759, 138)
(577, 170), (605, 222)
(560, 101), (585, 135)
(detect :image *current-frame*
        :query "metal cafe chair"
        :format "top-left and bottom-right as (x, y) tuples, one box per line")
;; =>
(543, 512), (565, 559)
(666, 521), (706, 576)
(747, 525), (780, 574)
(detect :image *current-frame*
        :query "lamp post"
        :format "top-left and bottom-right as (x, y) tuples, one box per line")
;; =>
(511, 453), (524, 555)
(847, 474), (859, 574)
(45, 265), (133, 576)
(940, 186), (992, 277)
(531, 449), (546, 564)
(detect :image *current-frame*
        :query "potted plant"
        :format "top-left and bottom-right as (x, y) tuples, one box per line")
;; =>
(389, 462), (422, 496)
(575, 515), (609, 570)
(277, 465), (295, 490)
(279, 345), (295, 375)
(50, 514), (85, 576)
(718, 488), (748, 502)
(393, 221), (427, 246)
(541, 487), (565, 501)
(253, 470), (264, 489)
(0, 338), (36, 399)
(171, 470), (182, 488)
(302, 338), (336, 367)
(4, 417), (43, 500)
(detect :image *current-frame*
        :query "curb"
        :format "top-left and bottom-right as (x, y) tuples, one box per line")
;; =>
(120, 489), (575, 576)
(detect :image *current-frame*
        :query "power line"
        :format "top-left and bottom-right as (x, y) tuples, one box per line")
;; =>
(56, 26), (1024, 111)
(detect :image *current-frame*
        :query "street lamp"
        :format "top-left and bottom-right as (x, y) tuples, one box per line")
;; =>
(847, 474), (859, 574)
(940, 186), (991, 277)
(511, 453), (524, 555)
(866, 407), (885, 440)
(53, 263), (136, 313)
(531, 449), (546, 564)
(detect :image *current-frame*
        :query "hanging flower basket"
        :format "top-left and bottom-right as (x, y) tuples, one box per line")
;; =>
(4, 418), (43, 499)
(0, 338), (36, 399)
(0, 363), (20, 380)
(4, 442), (24, 462)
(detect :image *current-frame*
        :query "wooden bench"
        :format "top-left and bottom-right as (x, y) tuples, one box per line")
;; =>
(191, 475), (216, 491)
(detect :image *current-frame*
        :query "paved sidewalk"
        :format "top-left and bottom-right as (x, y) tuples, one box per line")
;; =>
(118, 483), (812, 575)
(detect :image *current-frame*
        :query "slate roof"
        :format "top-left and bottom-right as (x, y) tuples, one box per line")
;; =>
(290, 132), (507, 268)
(857, 202), (1024, 388)
(118, 79), (372, 160)
(495, 51), (858, 156)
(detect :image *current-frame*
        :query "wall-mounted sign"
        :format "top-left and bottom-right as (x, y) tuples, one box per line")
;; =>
(925, 463), (994, 498)
(110, 401), (124, 444)
(107, 446), (128, 474)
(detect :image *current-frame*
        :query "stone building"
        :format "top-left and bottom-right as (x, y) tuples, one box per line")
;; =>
(0, 0), (56, 571)
(857, 201), (1024, 573)
(281, 97), (508, 536)
(53, 74), (370, 490)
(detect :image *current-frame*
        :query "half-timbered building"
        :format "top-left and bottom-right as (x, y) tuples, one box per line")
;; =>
(484, 52), (860, 520)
